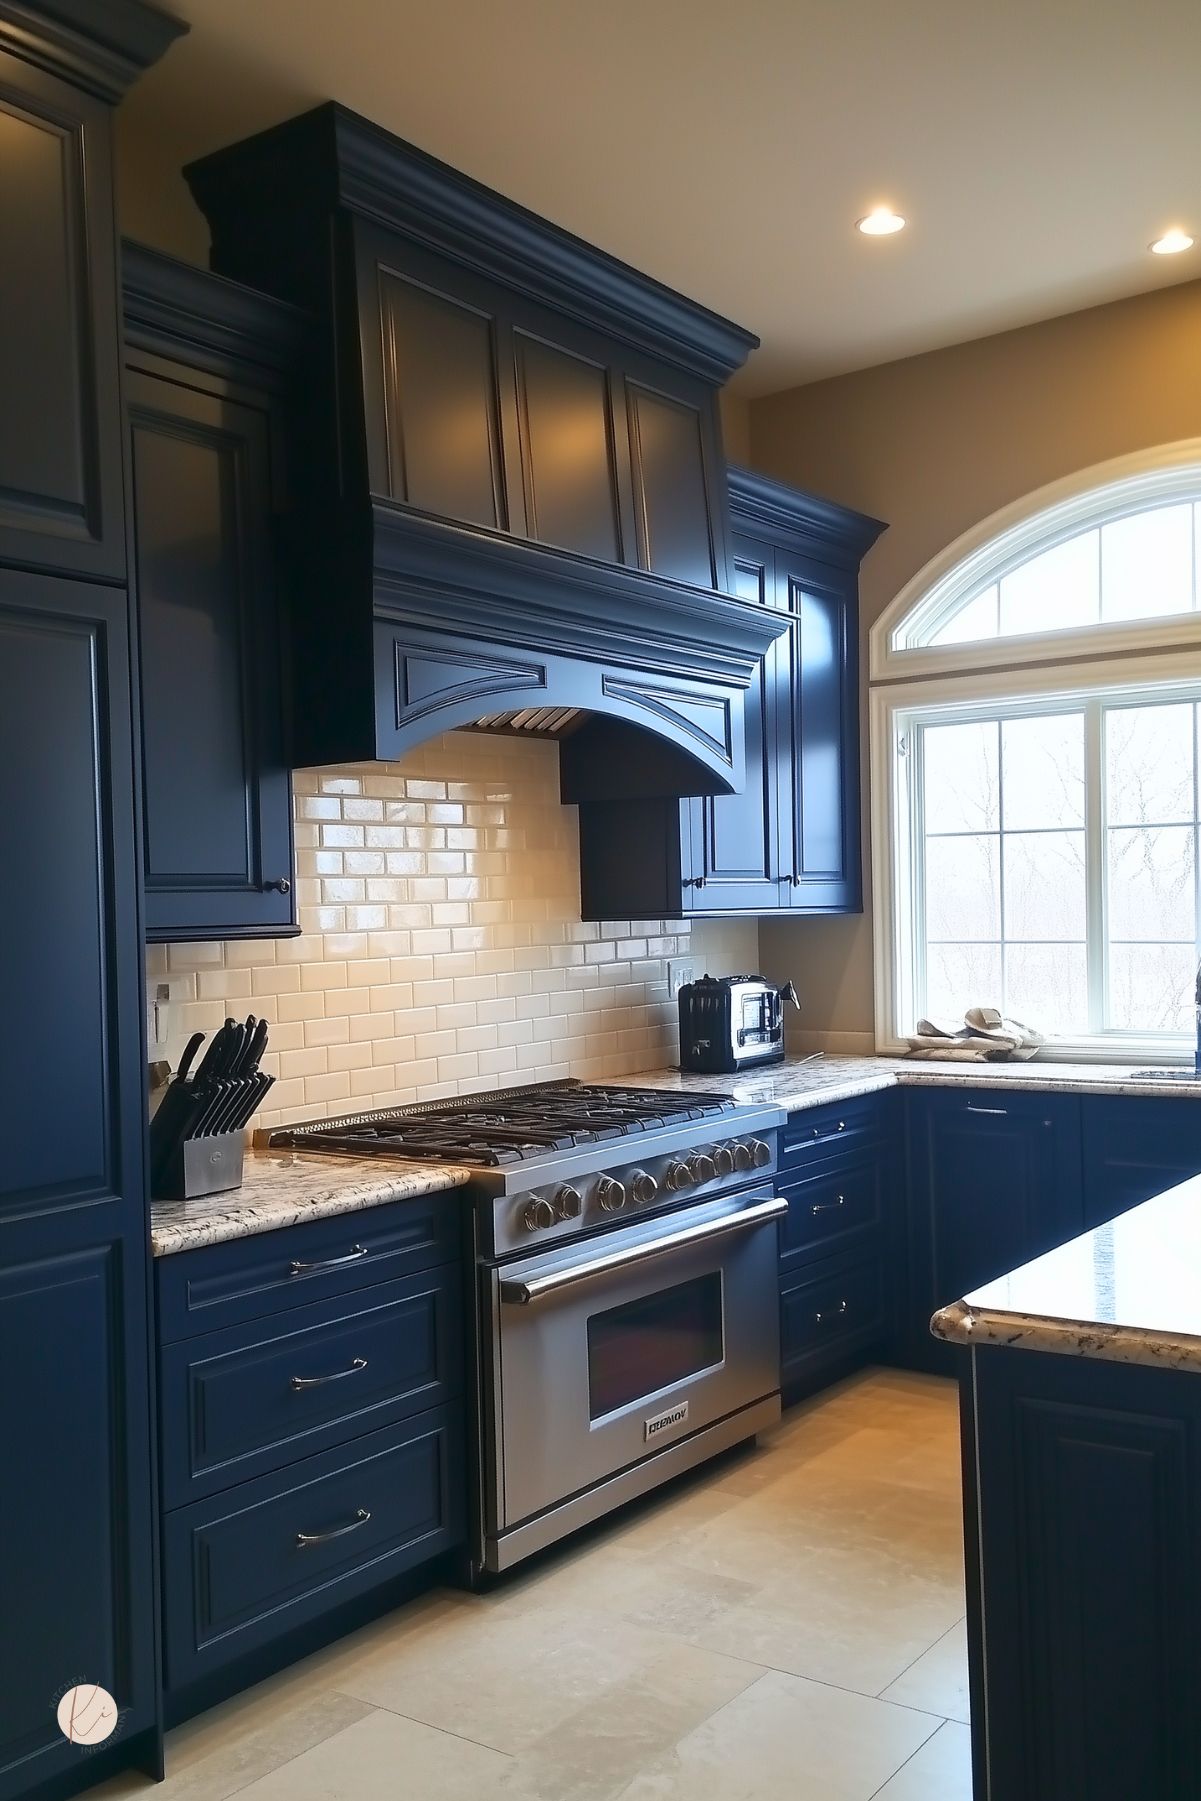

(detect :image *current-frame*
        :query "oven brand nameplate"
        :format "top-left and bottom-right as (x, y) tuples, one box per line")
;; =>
(644, 1399), (690, 1442)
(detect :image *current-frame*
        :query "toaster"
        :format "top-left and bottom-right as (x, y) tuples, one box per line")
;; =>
(677, 975), (800, 1074)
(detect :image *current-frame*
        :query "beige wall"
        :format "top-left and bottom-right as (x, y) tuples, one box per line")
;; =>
(751, 278), (1201, 1045)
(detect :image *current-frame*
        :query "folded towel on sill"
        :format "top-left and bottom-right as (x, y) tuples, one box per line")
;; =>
(905, 1006), (1045, 1062)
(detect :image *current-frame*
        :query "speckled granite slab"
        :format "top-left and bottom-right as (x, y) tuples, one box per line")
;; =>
(624, 1054), (1201, 1112)
(931, 1174), (1201, 1370)
(151, 1151), (472, 1257)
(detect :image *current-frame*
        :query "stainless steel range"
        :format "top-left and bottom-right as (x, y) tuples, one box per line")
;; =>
(269, 1079), (787, 1574)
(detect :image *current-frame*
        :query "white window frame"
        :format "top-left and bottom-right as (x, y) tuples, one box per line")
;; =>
(870, 441), (1201, 1063)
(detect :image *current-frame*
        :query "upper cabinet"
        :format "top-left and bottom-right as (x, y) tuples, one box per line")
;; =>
(578, 467), (885, 919)
(0, 3), (180, 580)
(123, 245), (305, 940)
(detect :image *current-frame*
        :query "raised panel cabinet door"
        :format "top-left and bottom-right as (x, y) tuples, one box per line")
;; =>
(0, 569), (156, 1795)
(625, 381), (717, 588)
(128, 365), (294, 938)
(685, 534), (782, 910)
(0, 1245), (155, 1798)
(0, 49), (124, 579)
(906, 1090), (1084, 1370)
(776, 558), (862, 911)
(1080, 1095), (1201, 1229)
(973, 1351), (1201, 1801)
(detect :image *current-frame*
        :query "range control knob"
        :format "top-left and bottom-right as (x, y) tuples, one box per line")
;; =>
(522, 1198), (556, 1233)
(688, 1152), (717, 1184)
(750, 1138), (773, 1169)
(665, 1160), (693, 1192)
(554, 1184), (583, 1221)
(630, 1170), (659, 1207)
(597, 1176), (627, 1212)
(733, 1141), (754, 1172)
(712, 1144), (736, 1177)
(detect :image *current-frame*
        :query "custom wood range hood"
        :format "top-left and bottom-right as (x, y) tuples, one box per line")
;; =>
(184, 103), (783, 802)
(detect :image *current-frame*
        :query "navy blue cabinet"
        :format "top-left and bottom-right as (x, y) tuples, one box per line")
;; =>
(123, 246), (303, 941)
(1080, 1095), (1201, 1229)
(904, 1088), (1084, 1372)
(0, 569), (160, 1799)
(155, 1200), (467, 1716)
(577, 467), (884, 919)
(776, 1092), (900, 1395)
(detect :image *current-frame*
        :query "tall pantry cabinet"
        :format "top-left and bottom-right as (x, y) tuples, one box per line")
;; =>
(0, 6), (184, 1799)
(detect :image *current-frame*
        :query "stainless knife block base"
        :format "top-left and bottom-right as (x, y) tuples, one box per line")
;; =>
(157, 1132), (245, 1201)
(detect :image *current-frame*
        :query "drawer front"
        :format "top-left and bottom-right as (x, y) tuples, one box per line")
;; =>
(780, 1257), (886, 1381)
(163, 1407), (464, 1692)
(778, 1153), (886, 1270)
(157, 1191), (462, 1343)
(159, 1267), (463, 1508)
(780, 1091), (894, 1173)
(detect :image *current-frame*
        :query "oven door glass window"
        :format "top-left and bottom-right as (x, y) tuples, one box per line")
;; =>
(586, 1272), (724, 1421)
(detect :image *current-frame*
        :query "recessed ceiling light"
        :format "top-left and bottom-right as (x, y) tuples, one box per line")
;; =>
(1150, 229), (1195, 255)
(856, 208), (906, 237)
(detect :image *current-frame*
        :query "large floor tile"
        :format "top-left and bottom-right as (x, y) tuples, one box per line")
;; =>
(870, 1719), (973, 1800)
(613, 1668), (942, 1801)
(879, 1618), (969, 1721)
(231, 1708), (516, 1801)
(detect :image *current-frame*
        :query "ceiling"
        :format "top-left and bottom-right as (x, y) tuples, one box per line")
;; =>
(115, 0), (1201, 396)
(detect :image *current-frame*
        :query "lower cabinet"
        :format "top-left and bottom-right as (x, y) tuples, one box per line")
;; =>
(1080, 1095), (1201, 1228)
(903, 1088), (1084, 1374)
(776, 1092), (900, 1397)
(155, 1200), (467, 1712)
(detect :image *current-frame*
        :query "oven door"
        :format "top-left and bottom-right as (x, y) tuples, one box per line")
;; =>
(487, 1184), (784, 1532)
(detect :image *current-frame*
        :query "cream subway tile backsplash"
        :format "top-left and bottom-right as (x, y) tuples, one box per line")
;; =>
(147, 731), (730, 1129)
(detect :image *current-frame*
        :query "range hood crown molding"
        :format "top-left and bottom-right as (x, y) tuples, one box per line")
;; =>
(728, 465), (887, 568)
(187, 101), (759, 386)
(371, 501), (786, 688)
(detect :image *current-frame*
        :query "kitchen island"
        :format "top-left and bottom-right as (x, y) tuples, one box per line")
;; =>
(932, 1175), (1201, 1801)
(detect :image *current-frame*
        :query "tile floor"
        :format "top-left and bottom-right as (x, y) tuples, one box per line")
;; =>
(95, 1368), (971, 1801)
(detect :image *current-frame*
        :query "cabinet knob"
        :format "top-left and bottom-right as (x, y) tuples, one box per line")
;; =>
(265, 877), (292, 895)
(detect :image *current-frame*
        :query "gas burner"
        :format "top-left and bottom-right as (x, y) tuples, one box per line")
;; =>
(268, 1079), (739, 1167)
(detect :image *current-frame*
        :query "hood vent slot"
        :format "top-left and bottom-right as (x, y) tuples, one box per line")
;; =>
(186, 103), (783, 797)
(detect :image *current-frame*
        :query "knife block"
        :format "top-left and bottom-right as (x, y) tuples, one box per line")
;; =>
(156, 1131), (245, 1201)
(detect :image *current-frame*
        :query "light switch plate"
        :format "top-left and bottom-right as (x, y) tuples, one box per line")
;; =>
(667, 959), (695, 998)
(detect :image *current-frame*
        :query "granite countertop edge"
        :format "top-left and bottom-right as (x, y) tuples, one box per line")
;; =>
(150, 1157), (474, 1257)
(929, 1298), (1201, 1373)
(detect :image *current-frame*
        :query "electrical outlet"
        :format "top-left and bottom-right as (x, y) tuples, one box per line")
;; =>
(667, 959), (695, 998)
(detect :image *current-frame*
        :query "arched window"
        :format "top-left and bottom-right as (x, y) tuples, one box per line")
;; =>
(870, 442), (1201, 1059)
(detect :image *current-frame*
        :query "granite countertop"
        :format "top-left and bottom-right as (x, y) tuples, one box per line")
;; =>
(150, 1150), (473, 1257)
(931, 1175), (1201, 1371)
(623, 1052), (1201, 1111)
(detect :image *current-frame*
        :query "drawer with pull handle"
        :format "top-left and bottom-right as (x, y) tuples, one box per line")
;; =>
(156, 1189), (462, 1343)
(158, 1266), (463, 1507)
(780, 1091), (896, 1172)
(778, 1152), (887, 1270)
(779, 1256), (887, 1386)
(161, 1406), (464, 1692)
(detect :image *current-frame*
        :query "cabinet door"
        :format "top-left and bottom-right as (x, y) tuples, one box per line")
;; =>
(0, 570), (156, 1796)
(1080, 1095), (1201, 1229)
(776, 555), (861, 912)
(128, 364), (295, 939)
(684, 534), (782, 910)
(906, 1090), (1084, 1370)
(0, 50), (124, 579)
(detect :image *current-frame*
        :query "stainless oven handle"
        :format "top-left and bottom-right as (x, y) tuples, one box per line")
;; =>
(499, 1196), (788, 1306)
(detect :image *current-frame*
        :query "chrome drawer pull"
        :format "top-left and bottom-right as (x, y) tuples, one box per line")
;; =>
(290, 1357), (368, 1391)
(289, 1244), (368, 1276)
(296, 1507), (371, 1549)
(811, 1194), (846, 1216)
(814, 1300), (849, 1324)
(965, 1104), (1007, 1117)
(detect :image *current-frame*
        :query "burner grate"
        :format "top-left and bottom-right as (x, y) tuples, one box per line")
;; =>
(268, 1080), (738, 1165)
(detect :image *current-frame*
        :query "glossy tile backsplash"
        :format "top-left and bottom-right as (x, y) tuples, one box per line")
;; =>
(147, 732), (751, 1127)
